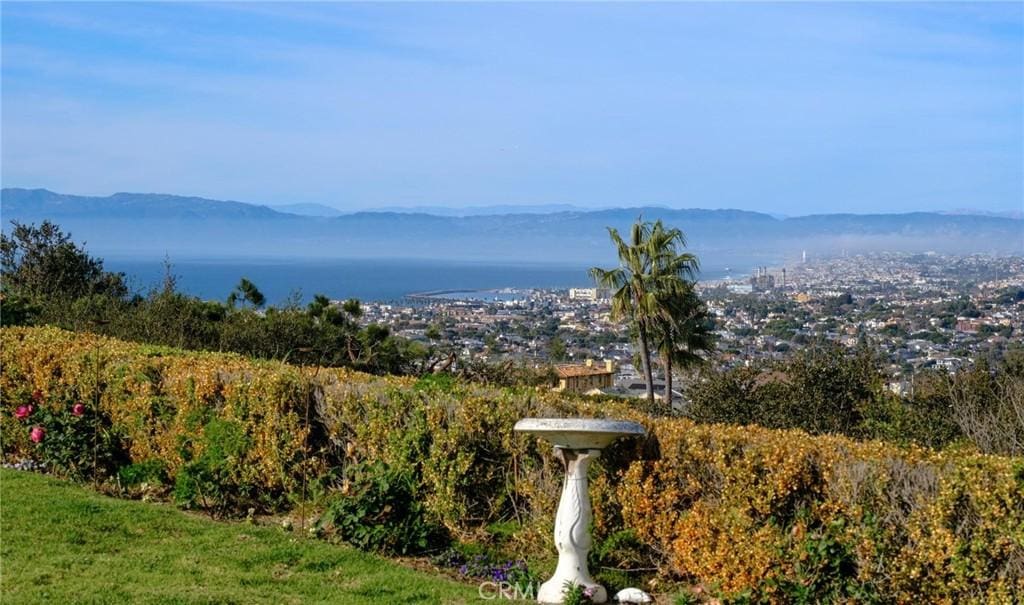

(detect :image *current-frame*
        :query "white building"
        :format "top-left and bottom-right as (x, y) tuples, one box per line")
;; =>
(568, 288), (611, 301)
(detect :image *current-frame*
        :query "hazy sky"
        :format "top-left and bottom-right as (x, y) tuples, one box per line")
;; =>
(2, 2), (1021, 214)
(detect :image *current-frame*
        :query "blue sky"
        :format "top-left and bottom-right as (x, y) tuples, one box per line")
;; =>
(2, 2), (1021, 214)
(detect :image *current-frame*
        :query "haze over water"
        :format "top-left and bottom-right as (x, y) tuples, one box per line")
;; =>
(105, 258), (747, 304)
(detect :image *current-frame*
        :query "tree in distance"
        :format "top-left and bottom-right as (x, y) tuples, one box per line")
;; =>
(590, 218), (705, 407)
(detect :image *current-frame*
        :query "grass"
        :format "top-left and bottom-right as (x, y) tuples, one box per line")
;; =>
(0, 469), (477, 604)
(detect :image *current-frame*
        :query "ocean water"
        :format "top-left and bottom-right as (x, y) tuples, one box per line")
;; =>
(104, 257), (743, 304)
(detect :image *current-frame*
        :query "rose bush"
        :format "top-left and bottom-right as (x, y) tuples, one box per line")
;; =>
(3, 366), (126, 480)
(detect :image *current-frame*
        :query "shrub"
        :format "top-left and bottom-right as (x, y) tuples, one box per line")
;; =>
(173, 419), (253, 515)
(684, 346), (881, 437)
(947, 365), (1024, 456)
(117, 459), (168, 486)
(1, 384), (126, 481)
(617, 422), (1024, 602)
(316, 461), (445, 555)
(2, 326), (1022, 602)
(588, 529), (657, 595)
(33, 402), (126, 481)
(757, 515), (879, 604)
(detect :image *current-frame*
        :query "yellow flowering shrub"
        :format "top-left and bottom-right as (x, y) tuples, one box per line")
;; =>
(2, 326), (312, 497)
(2, 326), (1021, 602)
(617, 423), (1024, 602)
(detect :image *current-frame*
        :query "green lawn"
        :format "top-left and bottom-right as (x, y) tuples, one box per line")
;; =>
(0, 470), (477, 604)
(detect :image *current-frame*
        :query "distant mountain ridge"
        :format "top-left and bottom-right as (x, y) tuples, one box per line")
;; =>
(943, 208), (1024, 220)
(3, 188), (286, 220)
(370, 203), (589, 216)
(269, 202), (347, 218)
(2, 188), (1021, 263)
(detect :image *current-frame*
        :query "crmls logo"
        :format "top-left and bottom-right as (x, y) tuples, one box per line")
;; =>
(478, 581), (536, 600)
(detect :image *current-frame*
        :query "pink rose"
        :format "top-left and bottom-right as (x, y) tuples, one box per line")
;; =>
(14, 405), (31, 419)
(29, 426), (45, 443)
(71, 402), (85, 416)
(31, 389), (43, 402)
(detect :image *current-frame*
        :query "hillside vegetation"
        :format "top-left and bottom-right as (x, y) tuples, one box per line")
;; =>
(3, 326), (1022, 603)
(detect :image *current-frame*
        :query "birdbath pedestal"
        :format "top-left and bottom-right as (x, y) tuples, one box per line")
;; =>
(514, 418), (646, 604)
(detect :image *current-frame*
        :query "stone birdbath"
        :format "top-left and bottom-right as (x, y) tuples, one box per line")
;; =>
(514, 418), (646, 604)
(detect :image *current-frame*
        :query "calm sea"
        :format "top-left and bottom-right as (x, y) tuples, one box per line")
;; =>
(104, 257), (745, 304)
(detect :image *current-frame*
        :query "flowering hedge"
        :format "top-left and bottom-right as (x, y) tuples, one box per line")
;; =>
(2, 326), (1021, 602)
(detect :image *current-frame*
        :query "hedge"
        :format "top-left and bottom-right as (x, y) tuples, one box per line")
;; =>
(2, 326), (1022, 602)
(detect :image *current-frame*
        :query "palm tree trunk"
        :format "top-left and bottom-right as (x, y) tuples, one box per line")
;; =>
(663, 350), (673, 410)
(637, 325), (655, 404)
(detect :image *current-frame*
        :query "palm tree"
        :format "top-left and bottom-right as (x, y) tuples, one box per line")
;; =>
(651, 284), (715, 408)
(590, 218), (698, 405)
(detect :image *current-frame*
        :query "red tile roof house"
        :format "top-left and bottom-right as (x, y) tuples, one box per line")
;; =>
(553, 359), (615, 394)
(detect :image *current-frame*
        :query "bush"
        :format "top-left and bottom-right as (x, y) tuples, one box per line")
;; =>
(757, 515), (878, 604)
(685, 345), (881, 437)
(1, 382), (126, 481)
(617, 422), (1024, 602)
(117, 459), (168, 486)
(589, 529), (656, 595)
(863, 374), (962, 449)
(947, 363), (1024, 456)
(316, 461), (445, 555)
(2, 326), (1022, 602)
(174, 419), (254, 515)
(0, 327), (312, 509)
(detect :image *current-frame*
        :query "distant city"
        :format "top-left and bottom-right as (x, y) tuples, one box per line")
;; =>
(358, 252), (1024, 400)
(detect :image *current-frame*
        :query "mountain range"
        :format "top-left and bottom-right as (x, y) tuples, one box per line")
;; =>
(271, 202), (594, 218)
(2, 188), (1021, 264)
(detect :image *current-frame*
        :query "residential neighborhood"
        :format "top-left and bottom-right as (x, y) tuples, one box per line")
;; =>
(360, 252), (1024, 396)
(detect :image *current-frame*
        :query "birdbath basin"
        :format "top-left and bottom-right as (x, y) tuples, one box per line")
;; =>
(514, 418), (645, 604)
(514, 418), (645, 450)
